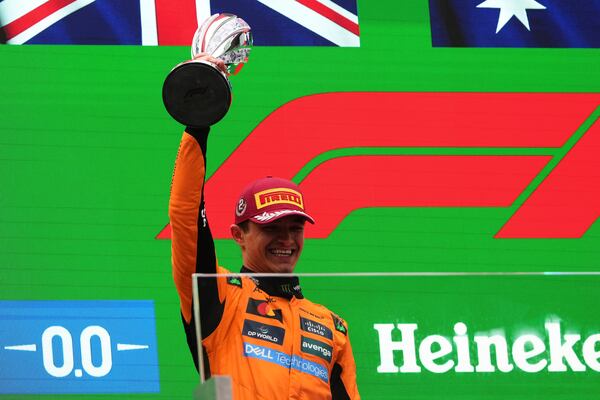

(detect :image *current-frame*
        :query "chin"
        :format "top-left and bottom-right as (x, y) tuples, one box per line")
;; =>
(271, 263), (295, 274)
(264, 257), (297, 273)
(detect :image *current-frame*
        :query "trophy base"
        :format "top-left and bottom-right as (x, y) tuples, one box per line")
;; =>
(162, 60), (231, 127)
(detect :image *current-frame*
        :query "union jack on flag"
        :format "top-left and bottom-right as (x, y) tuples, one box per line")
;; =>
(0, 0), (360, 46)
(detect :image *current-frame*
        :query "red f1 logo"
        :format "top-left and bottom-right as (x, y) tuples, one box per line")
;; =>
(158, 92), (600, 239)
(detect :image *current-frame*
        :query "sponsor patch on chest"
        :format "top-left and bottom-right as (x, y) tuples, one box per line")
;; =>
(242, 319), (285, 345)
(246, 298), (283, 323)
(243, 342), (329, 382)
(301, 336), (333, 363)
(300, 317), (333, 339)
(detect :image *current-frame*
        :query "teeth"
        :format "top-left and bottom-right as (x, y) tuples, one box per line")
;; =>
(270, 249), (293, 256)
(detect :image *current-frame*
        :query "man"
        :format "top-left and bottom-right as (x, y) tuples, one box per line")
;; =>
(168, 55), (360, 400)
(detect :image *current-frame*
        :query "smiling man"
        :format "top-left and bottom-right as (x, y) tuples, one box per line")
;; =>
(230, 177), (310, 274)
(169, 122), (360, 399)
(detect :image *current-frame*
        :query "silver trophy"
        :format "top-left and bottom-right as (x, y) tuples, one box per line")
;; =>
(162, 14), (252, 127)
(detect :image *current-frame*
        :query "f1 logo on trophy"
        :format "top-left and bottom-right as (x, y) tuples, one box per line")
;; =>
(162, 14), (252, 127)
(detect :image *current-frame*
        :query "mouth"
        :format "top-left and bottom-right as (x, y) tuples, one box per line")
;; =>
(268, 248), (294, 257)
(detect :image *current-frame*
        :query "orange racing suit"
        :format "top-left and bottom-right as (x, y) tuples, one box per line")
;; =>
(169, 127), (360, 399)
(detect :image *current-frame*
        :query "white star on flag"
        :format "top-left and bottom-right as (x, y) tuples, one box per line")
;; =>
(477, 0), (546, 33)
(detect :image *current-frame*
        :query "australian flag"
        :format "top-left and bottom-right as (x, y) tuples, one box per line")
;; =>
(429, 0), (600, 48)
(0, 0), (360, 46)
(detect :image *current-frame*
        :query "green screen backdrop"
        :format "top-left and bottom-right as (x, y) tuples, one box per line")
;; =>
(0, 0), (599, 398)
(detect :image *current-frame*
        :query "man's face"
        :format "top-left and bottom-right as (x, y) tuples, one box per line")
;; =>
(233, 215), (306, 273)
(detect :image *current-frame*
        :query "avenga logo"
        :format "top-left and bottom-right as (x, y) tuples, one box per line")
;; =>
(303, 339), (332, 358)
(374, 320), (600, 374)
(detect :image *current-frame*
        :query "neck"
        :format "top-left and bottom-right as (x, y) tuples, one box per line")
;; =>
(240, 266), (303, 299)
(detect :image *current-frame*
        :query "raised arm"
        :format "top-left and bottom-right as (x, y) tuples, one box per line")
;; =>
(169, 126), (223, 370)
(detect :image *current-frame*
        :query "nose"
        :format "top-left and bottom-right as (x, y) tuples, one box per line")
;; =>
(277, 228), (293, 243)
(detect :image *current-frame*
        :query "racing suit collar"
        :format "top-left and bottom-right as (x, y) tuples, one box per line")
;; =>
(240, 266), (304, 299)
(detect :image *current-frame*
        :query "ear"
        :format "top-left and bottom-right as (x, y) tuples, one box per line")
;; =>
(230, 224), (244, 246)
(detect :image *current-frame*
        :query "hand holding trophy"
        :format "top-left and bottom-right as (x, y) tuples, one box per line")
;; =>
(162, 14), (252, 127)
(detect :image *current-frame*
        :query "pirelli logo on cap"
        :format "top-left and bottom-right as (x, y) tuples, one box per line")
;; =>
(255, 188), (304, 210)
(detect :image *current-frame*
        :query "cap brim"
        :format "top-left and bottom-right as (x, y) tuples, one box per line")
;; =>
(249, 209), (315, 224)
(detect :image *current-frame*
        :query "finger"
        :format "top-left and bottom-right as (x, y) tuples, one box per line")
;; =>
(212, 59), (228, 75)
(219, 63), (229, 75)
(193, 54), (229, 75)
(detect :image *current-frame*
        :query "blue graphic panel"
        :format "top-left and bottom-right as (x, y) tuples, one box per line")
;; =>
(0, 301), (160, 394)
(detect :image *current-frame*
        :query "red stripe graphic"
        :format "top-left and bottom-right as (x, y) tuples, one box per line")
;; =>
(155, 0), (197, 45)
(3, 0), (78, 40)
(497, 119), (600, 238)
(157, 92), (600, 239)
(301, 155), (550, 238)
(296, 0), (360, 36)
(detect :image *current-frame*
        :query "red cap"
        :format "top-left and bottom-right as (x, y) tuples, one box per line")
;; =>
(234, 177), (315, 225)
